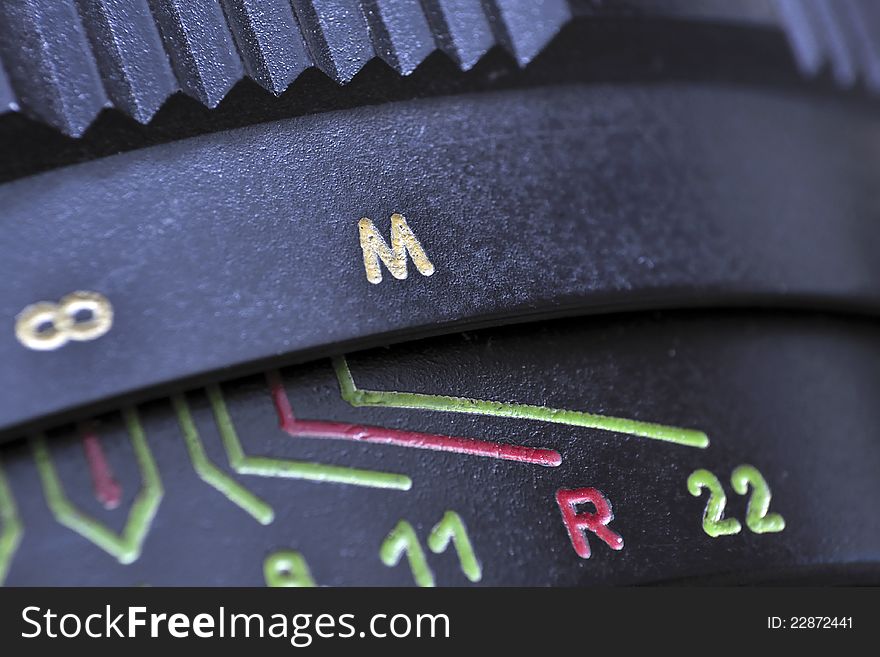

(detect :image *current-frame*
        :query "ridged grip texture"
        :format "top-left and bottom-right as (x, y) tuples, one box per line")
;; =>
(0, 0), (571, 135)
(775, 0), (880, 92)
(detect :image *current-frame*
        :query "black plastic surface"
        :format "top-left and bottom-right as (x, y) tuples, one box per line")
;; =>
(0, 2), (878, 589)
(2, 83), (880, 438)
(1, 311), (878, 585)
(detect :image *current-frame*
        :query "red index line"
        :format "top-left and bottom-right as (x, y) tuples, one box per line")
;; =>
(79, 424), (123, 510)
(268, 372), (562, 467)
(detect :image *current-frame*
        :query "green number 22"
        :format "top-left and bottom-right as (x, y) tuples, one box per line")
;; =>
(688, 465), (785, 538)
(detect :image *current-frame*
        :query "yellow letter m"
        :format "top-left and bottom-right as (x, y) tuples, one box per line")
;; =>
(358, 213), (435, 284)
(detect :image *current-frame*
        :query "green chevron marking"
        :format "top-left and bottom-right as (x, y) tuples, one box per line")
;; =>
(172, 394), (274, 525)
(31, 408), (163, 564)
(0, 462), (23, 585)
(205, 384), (412, 491)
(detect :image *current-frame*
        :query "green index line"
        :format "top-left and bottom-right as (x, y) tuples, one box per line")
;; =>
(0, 462), (23, 586)
(31, 408), (162, 564)
(205, 384), (412, 491)
(333, 356), (708, 449)
(172, 394), (274, 525)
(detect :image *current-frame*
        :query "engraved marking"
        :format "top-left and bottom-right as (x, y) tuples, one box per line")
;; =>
(31, 408), (162, 564)
(15, 291), (113, 351)
(206, 384), (412, 490)
(380, 520), (434, 587)
(556, 487), (624, 559)
(269, 370), (561, 466)
(80, 424), (122, 510)
(0, 462), (23, 586)
(687, 469), (742, 538)
(358, 213), (435, 284)
(333, 355), (708, 448)
(730, 465), (785, 534)
(427, 511), (481, 582)
(172, 394), (274, 525)
(264, 550), (316, 587)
